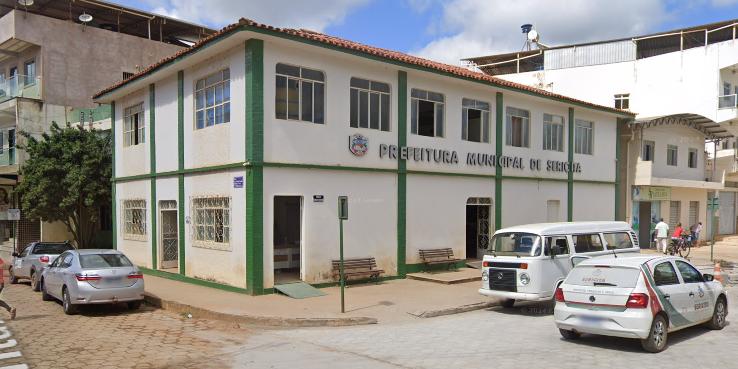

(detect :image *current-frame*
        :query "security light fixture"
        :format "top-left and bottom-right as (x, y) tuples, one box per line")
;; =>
(17, 0), (34, 6)
(79, 12), (93, 23)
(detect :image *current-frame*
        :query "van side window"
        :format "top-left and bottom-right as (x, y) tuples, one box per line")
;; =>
(572, 234), (603, 253)
(653, 262), (679, 286)
(603, 232), (634, 250)
(545, 236), (570, 255)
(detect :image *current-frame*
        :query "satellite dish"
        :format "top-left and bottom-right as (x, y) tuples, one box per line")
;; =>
(527, 29), (539, 42)
(17, 0), (34, 6)
(79, 12), (93, 23)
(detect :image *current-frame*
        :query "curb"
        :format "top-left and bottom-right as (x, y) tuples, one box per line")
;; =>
(143, 293), (378, 328)
(409, 301), (499, 318)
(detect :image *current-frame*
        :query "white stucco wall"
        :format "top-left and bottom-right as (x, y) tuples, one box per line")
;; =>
(115, 180), (151, 268)
(641, 126), (706, 181)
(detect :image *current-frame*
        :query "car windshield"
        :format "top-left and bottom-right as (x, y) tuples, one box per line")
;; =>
(565, 265), (640, 288)
(32, 243), (74, 255)
(490, 232), (542, 257)
(79, 254), (133, 269)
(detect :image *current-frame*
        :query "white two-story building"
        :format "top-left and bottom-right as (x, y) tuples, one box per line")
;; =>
(94, 19), (633, 294)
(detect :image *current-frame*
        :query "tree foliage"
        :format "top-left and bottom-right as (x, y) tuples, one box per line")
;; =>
(15, 122), (111, 249)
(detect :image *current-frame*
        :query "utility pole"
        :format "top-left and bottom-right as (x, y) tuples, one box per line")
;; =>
(337, 196), (348, 313)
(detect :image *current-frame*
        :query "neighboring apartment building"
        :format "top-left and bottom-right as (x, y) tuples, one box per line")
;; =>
(0, 0), (213, 252)
(464, 20), (738, 244)
(93, 19), (633, 294)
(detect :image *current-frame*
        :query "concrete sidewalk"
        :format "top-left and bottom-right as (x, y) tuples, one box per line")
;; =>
(143, 269), (499, 327)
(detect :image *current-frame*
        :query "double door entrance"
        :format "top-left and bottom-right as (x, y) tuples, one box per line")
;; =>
(159, 200), (179, 269)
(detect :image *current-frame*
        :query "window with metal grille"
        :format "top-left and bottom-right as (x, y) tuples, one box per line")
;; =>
(122, 72), (134, 80)
(350, 77), (390, 131)
(411, 88), (444, 137)
(688, 148), (698, 168)
(669, 200), (681, 230)
(688, 201), (699, 227)
(275, 63), (325, 124)
(195, 69), (230, 129)
(506, 107), (529, 147)
(667, 145), (678, 166)
(542, 113), (564, 151)
(574, 119), (593, 155)
(122, 200), (146, 240)
(123, 103), (145, 147)
(462, 98), (490, 143)
(642, 140), (654, 161)
(191, 197), (230, 248)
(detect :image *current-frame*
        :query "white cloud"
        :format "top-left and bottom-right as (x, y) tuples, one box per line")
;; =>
(411, 0), (670, 64)
(142, 0), (370, 32)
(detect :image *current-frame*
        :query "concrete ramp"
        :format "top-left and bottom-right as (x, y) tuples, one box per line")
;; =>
(274, 281), (327, 299)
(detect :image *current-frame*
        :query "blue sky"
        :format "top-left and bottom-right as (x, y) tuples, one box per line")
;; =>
(115, 0), (738, 63)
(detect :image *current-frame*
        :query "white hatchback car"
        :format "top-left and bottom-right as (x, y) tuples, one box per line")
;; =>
(554, 255), (727, 352)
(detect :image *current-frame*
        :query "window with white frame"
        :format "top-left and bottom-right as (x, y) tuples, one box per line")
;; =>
(123, 103), (145, 147)
(542, 113), (564, 151)
(122, 199), (146, 240)
(688, 148), (698, 168)
(350, 77), (390, 131)
(724, 82), (732, 96)
(191, 197), (230, 248)
(461, 98), (490, 143)
(275, 63), (325, 124)
(667, 144), (678, 166)
(614, 93), (629, 110)
(195, 69), (230, 129)
(506, 107), (529, 147)
(574, 119), (594, 155)
(411, 88), (444, 137)
(643, 140), (655, 161)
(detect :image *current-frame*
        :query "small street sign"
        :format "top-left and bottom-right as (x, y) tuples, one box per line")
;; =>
(233, 176), (244, 189)
(7, 209), (20, 221)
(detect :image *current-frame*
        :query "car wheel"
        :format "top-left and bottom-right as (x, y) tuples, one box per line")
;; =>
(559, 328), (581, 340)
(30, 271), (40, 292)
(127, 301), (142, 310)
(40, 279), (53, 301)
(501, 299), (515, 308)
(8, 268), (17, 284)
(706, 297), (728, 330)
(62, 287), (78, 315)
(641, 315), (668, 353)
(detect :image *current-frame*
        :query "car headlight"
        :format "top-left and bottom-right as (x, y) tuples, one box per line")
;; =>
(520, 273), (530, 285)
(482, 270), (489, 281)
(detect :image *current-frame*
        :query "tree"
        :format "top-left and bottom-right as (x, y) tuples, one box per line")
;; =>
(15, 122), (111, 249)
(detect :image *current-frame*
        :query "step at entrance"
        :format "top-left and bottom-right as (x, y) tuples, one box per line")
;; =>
(274, 281), (327, 299)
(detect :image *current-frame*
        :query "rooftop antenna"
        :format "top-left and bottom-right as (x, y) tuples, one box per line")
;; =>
(521, 23), (548, 51)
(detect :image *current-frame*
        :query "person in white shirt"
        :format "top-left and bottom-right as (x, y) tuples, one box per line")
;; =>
(654, 218), (669, 254)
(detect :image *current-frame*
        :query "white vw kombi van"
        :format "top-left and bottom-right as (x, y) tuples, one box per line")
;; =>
(478, 221), (640, 307)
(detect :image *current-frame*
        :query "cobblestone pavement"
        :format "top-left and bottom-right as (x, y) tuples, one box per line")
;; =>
(1, 282), (252, 369)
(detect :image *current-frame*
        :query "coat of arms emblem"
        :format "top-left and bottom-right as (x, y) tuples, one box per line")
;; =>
(349, 134), (368, 157)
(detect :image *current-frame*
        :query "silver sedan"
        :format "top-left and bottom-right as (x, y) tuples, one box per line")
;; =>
(39, 249), (145, 315)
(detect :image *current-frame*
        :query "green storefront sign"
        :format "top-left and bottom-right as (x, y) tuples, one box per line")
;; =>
(633, 186), (671, 201)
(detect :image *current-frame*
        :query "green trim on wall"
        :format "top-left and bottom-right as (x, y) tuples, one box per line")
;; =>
(113, 162), (247, 182)
(140, 267), (250, 294)
(495, 92), (503, 230)
(397, 70), (408, 277)
(149, 83), (158, 269)
(567, 107), (575, 222)
(111, 101), (117, 250)
(245, 39), (265, 295)
(177, 71), (186, 275)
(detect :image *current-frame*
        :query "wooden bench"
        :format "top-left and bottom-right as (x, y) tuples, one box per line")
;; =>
(419, 248), (461, 270)
(332, 257), (385, 282)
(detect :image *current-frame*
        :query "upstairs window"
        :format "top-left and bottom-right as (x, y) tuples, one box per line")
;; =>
(23, 59), (35, 85)
(688, 148), (698, 168)
(542, 113), (564, 151)
(667, 145), (678, 166)
(614, 93), (629, 110)
(642, 140), (655, 161)
(411, 88), (444, 137)
(461, 98), (490, 143)
(123, 103), (145, 147)
(275, 63), (325, 124)
(574, 119), (593, 155)
(350, 77), (390, 131)
(505, 107), (529, 147)
(195, 69), (230, 129)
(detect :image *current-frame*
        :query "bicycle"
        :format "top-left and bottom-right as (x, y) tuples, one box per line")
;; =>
(667, 235), (692, 258)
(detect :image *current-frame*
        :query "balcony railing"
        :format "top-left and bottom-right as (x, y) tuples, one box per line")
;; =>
(0, 147), (15, 166)
(0, 74), (41, 102)
(719, 94), (738, 109)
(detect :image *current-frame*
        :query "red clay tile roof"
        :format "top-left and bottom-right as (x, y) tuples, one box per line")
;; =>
(94, 18), (634, 116)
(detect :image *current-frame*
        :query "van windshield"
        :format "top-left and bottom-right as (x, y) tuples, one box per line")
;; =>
(490, 232), (542, 257)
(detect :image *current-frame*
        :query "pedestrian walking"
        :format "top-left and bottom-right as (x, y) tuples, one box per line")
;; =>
(0, 258), (16, 320)
(692, 222), (703, 242)
(655, 218), (669, 254)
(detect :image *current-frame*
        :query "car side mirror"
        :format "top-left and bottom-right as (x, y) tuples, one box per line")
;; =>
(11, 252), (17, 257)
(703, 273), (714, 282)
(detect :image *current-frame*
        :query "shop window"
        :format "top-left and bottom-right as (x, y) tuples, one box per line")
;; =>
(505, 107), (529, 147)
(462, 98), (490, 143)
(642, 140), (654, 161)
(350, 77), (390, 131)
(542, 113), (564, 151)
(275, 63), (325, 124)
(574, 120), (593, 155)
(614, 93), (629, 110)
(195, 69), (230, 129)
(688, 148), (698, 168)
(122, 199), (146, 240)
(123, 103), (145, 147)
(667, 145), (678, 166)
(191, 197), (230, 247)
(411, 88), (444, 137)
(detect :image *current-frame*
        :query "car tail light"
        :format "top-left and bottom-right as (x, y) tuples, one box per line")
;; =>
(554, 287), (565, 302)
(75, 273), (101, 281)
(39, 255), (49, 263)
(127, 272), (144, 279)
(625, 293), (649, 309)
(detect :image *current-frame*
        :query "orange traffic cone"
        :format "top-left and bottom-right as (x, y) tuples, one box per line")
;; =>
(714, 262), (724, 285)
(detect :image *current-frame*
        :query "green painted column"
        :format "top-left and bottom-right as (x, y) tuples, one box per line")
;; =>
(397, 70), (407, 277)
(495, 92), (503, 231)
(568, 107), (574, 222)
(245, 39), (264, 295)
(177, 71), (186, 274)
(149, 83), (158, 269)
(111, 101), (117, 250)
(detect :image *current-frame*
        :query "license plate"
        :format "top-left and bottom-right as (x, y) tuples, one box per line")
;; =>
(579, 315), (605, 326)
